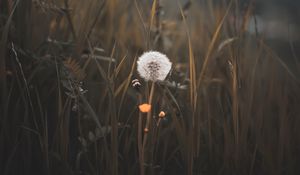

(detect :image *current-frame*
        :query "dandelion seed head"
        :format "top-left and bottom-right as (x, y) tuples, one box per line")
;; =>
(137, 51), (172, 82)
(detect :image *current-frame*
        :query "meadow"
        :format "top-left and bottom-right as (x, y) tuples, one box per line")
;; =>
(0, 0), (300, 175)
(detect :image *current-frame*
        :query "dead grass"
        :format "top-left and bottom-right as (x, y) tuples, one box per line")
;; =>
(0, 0), (300, 175)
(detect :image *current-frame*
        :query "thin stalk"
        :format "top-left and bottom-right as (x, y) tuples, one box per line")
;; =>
(142, 82), (155, 173)
(138, 94), (144, 175)
(145, 82), (155, 130)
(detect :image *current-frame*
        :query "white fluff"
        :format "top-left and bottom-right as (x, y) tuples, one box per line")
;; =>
(137, 51), (172, 82)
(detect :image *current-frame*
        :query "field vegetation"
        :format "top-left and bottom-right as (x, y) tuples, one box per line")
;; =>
(0, 0), (299, 175)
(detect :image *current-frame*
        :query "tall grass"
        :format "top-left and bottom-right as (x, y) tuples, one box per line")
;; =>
(0, 0), (300, 175)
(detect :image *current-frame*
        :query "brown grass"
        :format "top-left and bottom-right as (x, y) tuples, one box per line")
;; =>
(0, 0), (300, 175)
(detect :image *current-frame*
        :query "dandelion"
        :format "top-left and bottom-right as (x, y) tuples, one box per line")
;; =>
(139, 103), (151, 113)
(137, 51), (172, 82)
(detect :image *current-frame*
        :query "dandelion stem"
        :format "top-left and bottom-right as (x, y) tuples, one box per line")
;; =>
(142, 82), (155, 173)
(145, 82), (155, 131)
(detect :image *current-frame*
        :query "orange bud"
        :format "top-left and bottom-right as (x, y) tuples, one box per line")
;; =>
(139, 103), (151, 113)
(144, 128), (149, 133)
(158, 111), (166, 118)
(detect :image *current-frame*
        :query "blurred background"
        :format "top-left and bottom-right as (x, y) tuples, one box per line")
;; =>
(0, 0), (300, 175)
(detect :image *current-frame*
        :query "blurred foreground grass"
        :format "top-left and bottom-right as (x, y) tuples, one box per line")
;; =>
(0, 0), (300, 175)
